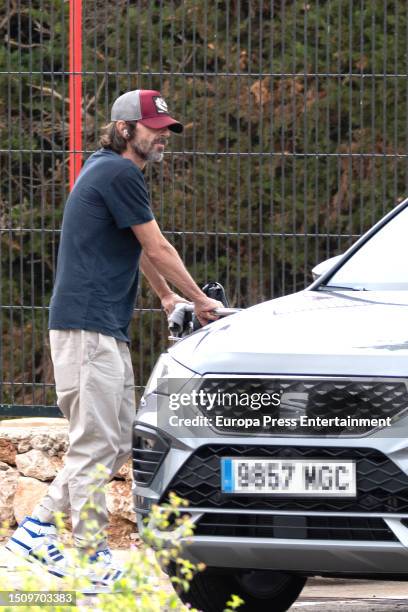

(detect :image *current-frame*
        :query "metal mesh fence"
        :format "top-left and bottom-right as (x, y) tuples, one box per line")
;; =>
(1, 1), (408, 415)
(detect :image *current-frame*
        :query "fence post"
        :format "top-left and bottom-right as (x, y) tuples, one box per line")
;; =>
(69, 0), (83, 189)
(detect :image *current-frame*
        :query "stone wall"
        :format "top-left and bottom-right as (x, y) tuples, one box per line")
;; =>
(0, 418), (136, 528)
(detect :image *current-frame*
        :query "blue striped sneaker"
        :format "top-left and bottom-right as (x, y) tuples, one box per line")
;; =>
(5, 516), (72, 579)
(87, 548), (123, 586)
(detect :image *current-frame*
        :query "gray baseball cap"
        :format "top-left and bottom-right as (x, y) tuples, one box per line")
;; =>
(111, 89), (183, 133)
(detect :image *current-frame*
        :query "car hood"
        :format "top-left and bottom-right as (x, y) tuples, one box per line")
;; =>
(169, 290), (408, 376)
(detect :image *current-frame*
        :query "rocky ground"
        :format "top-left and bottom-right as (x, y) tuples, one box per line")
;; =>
(0, 418), (137, 549)
(0, 517), (139, 550)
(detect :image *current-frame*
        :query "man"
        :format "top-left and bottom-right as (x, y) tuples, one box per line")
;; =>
(6, 89), (222, 584)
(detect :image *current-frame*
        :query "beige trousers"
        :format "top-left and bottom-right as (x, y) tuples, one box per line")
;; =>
(33, 329), (136, 550)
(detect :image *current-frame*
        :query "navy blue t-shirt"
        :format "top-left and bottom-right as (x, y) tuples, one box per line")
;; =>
(49, 149), (154, 342)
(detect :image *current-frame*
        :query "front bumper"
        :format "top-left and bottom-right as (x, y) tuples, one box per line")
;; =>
(163, 532), (408, 575)
(132, 395), (408, 577)
(135, 500), (408, 575)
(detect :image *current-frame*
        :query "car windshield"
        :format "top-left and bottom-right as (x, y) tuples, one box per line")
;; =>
(324, 204), (408, 291)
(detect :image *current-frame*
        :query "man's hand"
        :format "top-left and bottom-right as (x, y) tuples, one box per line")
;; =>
(161, 292), (189, 316)
(194, 297), (224, 326)
(134, 222), (227, 320)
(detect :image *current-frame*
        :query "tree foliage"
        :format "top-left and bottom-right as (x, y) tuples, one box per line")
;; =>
(1, 0), (407, 405)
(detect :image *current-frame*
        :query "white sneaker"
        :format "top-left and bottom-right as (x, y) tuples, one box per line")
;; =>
(5, 516), (72, 579)
(86, 548), (123, 587)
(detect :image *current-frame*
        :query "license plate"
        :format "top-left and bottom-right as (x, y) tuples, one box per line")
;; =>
(221, 458), (356, 497)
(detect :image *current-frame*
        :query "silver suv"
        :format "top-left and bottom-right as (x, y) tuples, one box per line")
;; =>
(133, 198), (408, 611)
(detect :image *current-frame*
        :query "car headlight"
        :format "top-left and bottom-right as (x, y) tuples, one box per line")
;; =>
(143, 353), (196, 397)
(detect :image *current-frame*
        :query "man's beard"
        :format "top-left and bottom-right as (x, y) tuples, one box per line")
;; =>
(131, 138), (165, 163)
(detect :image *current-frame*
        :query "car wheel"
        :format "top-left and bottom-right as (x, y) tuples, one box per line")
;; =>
(168, 564), (306, 612)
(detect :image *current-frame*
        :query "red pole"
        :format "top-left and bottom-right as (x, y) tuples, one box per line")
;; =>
(69, 0), (83, 190)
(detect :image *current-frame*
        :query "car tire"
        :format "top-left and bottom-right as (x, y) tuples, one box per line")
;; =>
(168, 564), (306, 612)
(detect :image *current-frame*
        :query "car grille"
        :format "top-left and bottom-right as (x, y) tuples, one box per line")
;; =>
(163, 444), (408, 513)
(196, 377), (408, 435)
(195, 513), (397, 541)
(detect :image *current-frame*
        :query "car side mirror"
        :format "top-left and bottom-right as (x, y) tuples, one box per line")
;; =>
(311, 254), (343, 281)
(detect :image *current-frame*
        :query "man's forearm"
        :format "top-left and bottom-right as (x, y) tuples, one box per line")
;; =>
(144, 242), (206, 302)
(140, 251), (174, 300)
